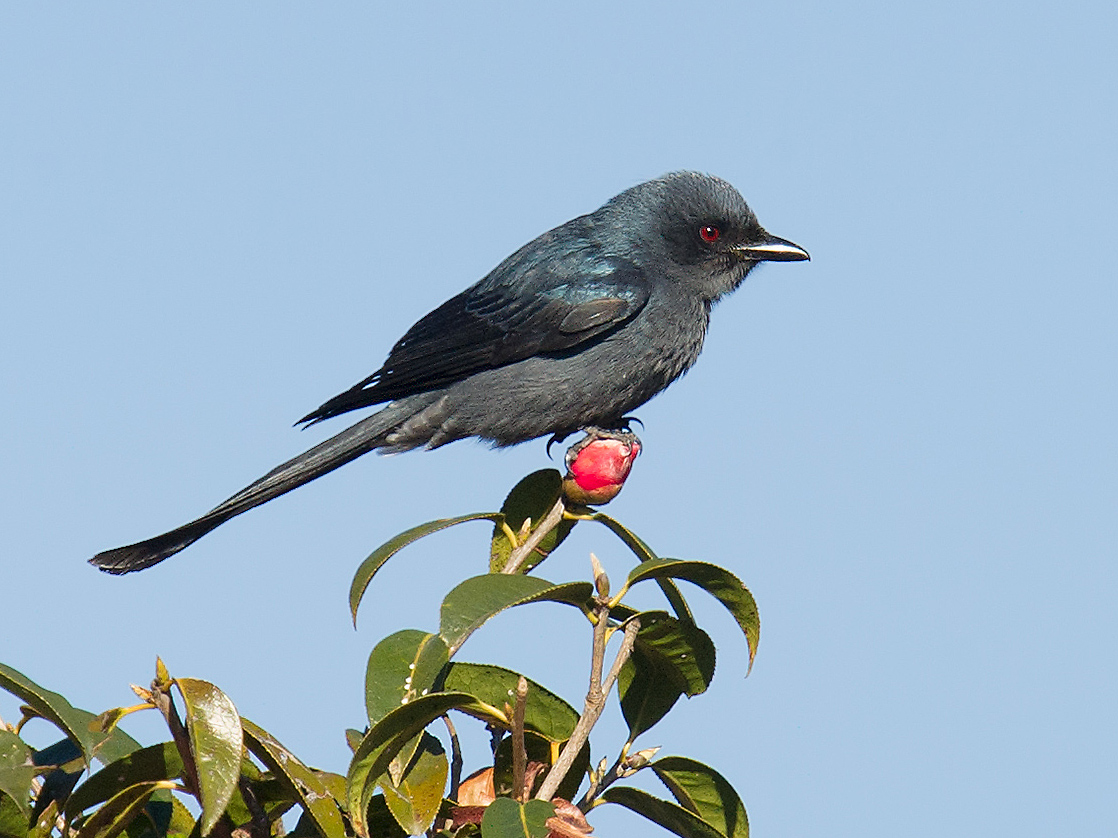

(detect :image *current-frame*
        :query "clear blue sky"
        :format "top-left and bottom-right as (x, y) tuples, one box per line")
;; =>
(2, 3), (1115, 836)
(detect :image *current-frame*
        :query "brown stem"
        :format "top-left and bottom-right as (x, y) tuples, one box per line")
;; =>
(237, 776), (269, 838)
(152, 684), (199, 798)
(442, 715), (463, 803)
(512, 676), (529, 802)
(501, 496), (566, 574)
(535, 612), (641, 801)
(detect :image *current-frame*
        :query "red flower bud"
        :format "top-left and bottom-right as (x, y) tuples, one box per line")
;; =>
(561, 430), (641, 505)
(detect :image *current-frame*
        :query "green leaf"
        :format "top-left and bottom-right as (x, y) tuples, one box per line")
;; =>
(173, 679), (241, 837)
(364, 632), (451, 787)
(27, 741), (83, 825)
(439, 576), (593, 654)
(478, 798), (553, 838)
(74, 781), (177, 838)
(241, 719), (346, 838)
(489, 470), (574, 573)
(633, 613), (716, 697)
(0, 732), (34, 819)
(64, 743), (183, 823)
(0, 664), (141, 767)
(347, 693), (495, 838)
(624, 560), (759, 671)
(652, 757), (749, 838)
(120, 797), (195, 838)
(617, 658), (678, 746)
(345, 730), (364, 754)
(588, 514), (693, 621)
(0, 791), (27, 838)
(316, 771), (347, 810)
(365, 631), (451, 727)
(439, 664), (578, 743)
(618, 613), (716, 742)
(380, 732), (447, 836)
(356, 795), (406, 838)
(601, 787), (724, 838)
(350, 513), (505, 626)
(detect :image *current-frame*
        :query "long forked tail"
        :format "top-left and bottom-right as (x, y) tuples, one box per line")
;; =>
(90, 403), (419, 574)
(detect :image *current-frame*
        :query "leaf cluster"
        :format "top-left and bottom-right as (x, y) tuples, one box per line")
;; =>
(2, 469), (760, 838)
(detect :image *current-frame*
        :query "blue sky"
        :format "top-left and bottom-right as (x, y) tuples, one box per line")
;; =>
(2, 3), (1115, 836)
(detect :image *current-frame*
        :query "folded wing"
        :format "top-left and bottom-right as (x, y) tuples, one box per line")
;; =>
(300, 255), (650, 424)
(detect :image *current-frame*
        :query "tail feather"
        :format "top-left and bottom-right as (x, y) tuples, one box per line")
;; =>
(90, 403), (418, 574)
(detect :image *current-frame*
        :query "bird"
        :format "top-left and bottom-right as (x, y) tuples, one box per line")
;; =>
(91, 172), (809, 574)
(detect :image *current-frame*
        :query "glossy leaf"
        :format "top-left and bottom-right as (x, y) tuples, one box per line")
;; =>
(364, 631), (450, 786)
(439, 663), (578, 743)
(618, 613), (716, 742)
(241, 719), (346, 838)
(173, 679), (241, 836)
(74, 781), (177, 838)
(350, 513), (505, 626)
(617, 655), (678, 745)
(0, 732), (34, 819)
(479, 798), (553, 838)
(489, 470), (574, 573)
(0, 664), (140, 766)
(380, 732), (447, 836)
(365, 631), (451, 727)
(64, 743), (183, 823)
(347, 692), (495, 838)
(439, 576), (593, 654)
(588, 514), (693, 621)
(624, 560), (759, 671)
(633, 613), (716, 696)
(652, 757), (749, 838)
(601, 787), (724, 838)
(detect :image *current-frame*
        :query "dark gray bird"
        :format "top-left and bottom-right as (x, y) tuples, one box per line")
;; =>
(91, 172), (808, 573)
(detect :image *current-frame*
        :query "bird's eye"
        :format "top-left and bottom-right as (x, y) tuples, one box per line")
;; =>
(699, 225), (721, 243)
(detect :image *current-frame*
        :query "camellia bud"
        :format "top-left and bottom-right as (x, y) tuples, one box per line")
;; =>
(561, 429), (641, 506)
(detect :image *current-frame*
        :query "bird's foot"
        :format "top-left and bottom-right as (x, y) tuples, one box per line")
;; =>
(559, 427), (642, 507)
(546, 419), (643, 457)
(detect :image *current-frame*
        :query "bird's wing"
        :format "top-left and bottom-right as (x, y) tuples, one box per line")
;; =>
(300, 256), (650, 424)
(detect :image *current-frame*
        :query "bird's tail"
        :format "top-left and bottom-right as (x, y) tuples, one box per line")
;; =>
(90, 400), (425, 574)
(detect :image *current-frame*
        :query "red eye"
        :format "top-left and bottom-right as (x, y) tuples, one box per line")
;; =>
(699, 225), (720, 243)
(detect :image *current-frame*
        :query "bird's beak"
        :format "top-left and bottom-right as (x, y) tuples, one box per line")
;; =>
(735, 234), (810, 263)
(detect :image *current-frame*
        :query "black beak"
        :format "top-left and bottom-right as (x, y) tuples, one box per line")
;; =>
(736, 234), (810, 263)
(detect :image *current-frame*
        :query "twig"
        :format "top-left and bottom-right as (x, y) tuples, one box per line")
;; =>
(501, 496), (566, 574)
(152, 685), (199, 798)
(511, 676), (529, 801)
(442, 714), (463, 802)
(236, 776), (269, 838)
(536, 605), (641, 802)
(576, 744), (659, 811)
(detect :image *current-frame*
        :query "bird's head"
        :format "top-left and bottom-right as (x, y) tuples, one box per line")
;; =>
(603, 171), (809, 301)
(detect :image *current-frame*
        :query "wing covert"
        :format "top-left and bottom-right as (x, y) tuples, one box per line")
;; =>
(299, 256), (650, 424)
